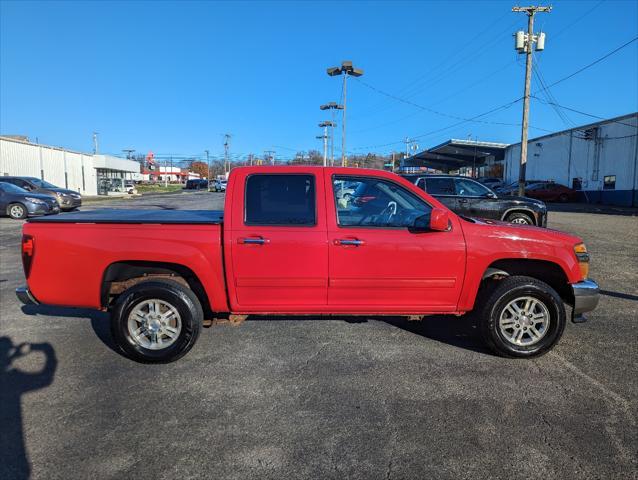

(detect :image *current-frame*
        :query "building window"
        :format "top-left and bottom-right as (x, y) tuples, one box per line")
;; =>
(603, 175), (616, 190)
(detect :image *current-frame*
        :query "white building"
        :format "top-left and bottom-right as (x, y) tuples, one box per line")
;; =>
(503, 113), (638, 206)
(0, 136), (140, 196)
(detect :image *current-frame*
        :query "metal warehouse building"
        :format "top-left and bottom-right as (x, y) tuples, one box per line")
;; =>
(0, 136), (140, 196)
(504, 113), (638, 206)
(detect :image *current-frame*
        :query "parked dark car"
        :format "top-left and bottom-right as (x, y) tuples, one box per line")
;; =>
(403, 175), (547, 226)
(0, 176), (81, 211)
(0, 181), (60, 219)
(496, 180), (546, 196)
(185, 179), (208, 190)
(477, 177), (504, 190)
(524, 182), (577, 202)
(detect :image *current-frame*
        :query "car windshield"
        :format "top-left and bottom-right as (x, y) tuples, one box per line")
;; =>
(0, 181), (29, 193)
(29, 178), (59, 189)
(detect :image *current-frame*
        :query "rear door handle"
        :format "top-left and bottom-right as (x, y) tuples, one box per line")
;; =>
(458, 198), (468, 203)
(238, 237), (269, 245)
(334, 239), (365, 246)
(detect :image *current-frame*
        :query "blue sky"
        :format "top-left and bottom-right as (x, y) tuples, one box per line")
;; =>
(1, 0), (637, 162)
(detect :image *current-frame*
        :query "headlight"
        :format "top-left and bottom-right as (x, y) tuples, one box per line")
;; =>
(54, 191), (65, 197)
(574, 243), (589, 279)
(25, 197), (46, 205)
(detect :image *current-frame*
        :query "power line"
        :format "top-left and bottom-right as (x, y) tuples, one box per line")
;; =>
(352, 96), (524, 151)
(537, 35), (638, 92)
(552, 0), (605, 40)
(353, 76), (541, 129)
(530, 96), (638, 128)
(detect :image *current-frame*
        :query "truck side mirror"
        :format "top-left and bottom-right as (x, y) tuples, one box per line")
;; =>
(429, 208), (450, 231)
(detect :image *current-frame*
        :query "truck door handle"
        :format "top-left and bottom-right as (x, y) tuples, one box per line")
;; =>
(458, 198), (468, 203)
(238, 237), (269, 245)
(334, 239), (365, 246)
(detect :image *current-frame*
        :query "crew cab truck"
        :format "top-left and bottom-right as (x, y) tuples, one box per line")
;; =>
(16, 167), (600, 363)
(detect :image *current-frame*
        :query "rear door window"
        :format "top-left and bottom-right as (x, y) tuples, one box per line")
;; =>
(245, 174), (315, 226)
(454, 178), (490, 196)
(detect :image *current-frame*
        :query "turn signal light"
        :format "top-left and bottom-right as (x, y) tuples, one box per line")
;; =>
(574, 243), (589, 280)
(21, 234), (35, 278)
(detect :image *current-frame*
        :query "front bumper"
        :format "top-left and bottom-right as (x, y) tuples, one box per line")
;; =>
(57, 196), (82, 210)
(16, 286), (39, 305)
(571, 279), (600, 323)
(26, 202), (60, 216)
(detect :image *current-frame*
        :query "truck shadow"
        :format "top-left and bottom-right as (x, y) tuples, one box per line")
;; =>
(20, 305), (490, 356)
(247, 314), (490, 355)
(0, 337), (57, 480)
(20, 305), (117, 354)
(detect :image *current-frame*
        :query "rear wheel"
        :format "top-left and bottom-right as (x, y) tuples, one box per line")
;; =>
(506, 211), (534, 225)
(558, 193), (569, 203)
(110, 279), (203, 363)
(477, 275), (566, 358)
(8, 203), (27, 219)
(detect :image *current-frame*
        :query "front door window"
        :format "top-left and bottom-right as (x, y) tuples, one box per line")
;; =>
(334, 176), (431, 229)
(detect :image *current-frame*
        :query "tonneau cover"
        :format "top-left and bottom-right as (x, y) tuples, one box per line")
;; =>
(27, 209), (223, 225)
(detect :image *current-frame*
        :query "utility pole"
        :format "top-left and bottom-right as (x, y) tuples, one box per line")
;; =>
(513, 4), (551, 196)
(264, 150), (276, 166)
(223, 133), (232, 176)
(205, 150), (210, 186)
(327, 61), (363, 167)
(248, 153), (254, 166)
(318, 121), (335, 167)
(92, 132), (99, 154)
(122, 149), (135, 160)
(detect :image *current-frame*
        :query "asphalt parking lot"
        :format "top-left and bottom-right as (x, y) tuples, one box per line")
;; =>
(1, 191), (636, 480)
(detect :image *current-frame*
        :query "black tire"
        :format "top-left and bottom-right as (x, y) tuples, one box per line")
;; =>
(505, 211), (534, 225)
(7, 203), (28, 219)
(110, 279), (203, 363)
(558, 193), (569, 203)
(476, 275), (566, 358)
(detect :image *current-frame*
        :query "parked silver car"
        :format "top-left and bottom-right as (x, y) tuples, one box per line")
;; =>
(0, 176), (81, 211)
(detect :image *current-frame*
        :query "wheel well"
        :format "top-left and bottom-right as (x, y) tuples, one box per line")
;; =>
(101, 261), (213, 317)
(502, 209), (537, 225)
(483, 259), (572, 304)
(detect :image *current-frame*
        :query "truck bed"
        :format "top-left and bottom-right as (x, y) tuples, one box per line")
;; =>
(27, 209), (224, 225)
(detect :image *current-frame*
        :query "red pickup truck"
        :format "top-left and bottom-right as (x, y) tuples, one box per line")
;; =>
(16, 167), (599, 363)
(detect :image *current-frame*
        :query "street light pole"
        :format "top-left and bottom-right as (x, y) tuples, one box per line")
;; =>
(327, 61), (363, 167)
(320, 102), (343, 166)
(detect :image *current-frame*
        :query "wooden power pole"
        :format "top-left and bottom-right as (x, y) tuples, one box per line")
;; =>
(513, 5), (551, 196)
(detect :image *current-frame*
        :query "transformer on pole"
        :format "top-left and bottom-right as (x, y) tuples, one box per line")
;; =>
(512, 4), (551, 197)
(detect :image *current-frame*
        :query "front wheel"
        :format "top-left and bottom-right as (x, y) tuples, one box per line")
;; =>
(506, 211), (534, 225)
(477, 276), (566, 358)
(110, 279), (203, 363)
(8, 203), (27, 219)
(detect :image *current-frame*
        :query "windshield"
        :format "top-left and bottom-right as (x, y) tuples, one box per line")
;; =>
(0, 181), (29, 194)
(29, 178), (59, 189)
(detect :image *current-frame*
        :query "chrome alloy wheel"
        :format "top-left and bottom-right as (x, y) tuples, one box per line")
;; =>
(127, 299), (182, 350)
(511, 217), (531, 224)
(10, 205), (25, 218)
(498, 296), (550, 346)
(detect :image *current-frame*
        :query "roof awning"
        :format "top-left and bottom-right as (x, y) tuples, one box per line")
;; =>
(403, 139), (508, 172)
